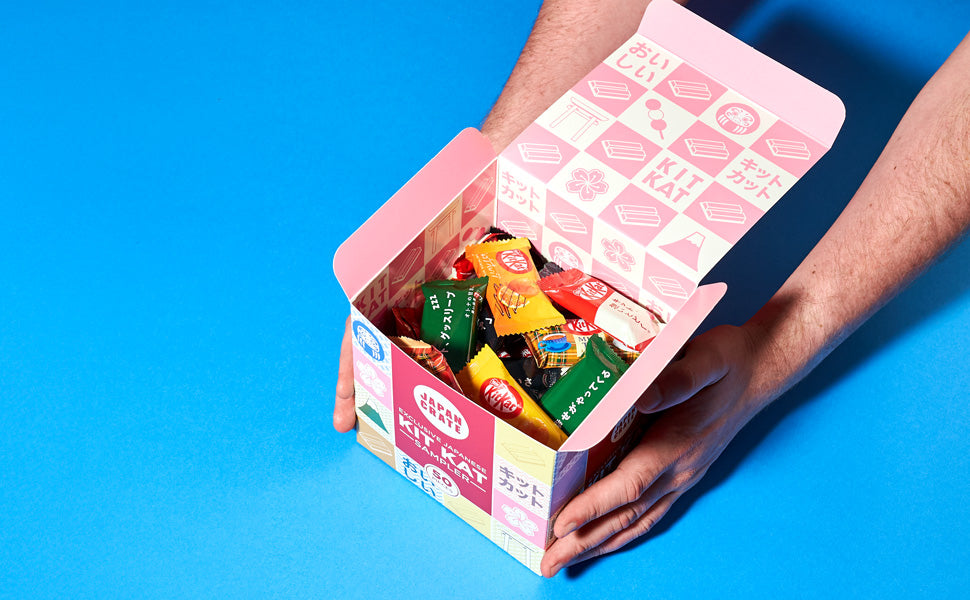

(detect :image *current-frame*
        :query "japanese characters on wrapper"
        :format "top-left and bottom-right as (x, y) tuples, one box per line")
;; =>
(384, 234), (663, 450)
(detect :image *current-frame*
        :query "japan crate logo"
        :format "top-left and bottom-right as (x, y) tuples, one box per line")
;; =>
(577, 280), (609, 302)
(565, 319), (599, 335)
(352, 319), (384, 363)
(425, 464), (461, 497)
(413, 384), (469, 440)
(481, 378), (524, 418)
(716, 103), (760, 135)
(611, 407), (638, 443)
(496, 249), (531, 274)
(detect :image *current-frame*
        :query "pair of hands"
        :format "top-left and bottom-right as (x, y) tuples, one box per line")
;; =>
(333, 319), (769, 578)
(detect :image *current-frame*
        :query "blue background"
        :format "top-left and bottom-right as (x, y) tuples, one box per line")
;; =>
(2, 0), (968, 597)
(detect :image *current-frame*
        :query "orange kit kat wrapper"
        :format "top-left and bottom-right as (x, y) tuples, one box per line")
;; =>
(464, 238), (565, 337)
(457, 345), (568, 450)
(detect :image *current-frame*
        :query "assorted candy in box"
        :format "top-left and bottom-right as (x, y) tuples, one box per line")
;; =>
(383, 231), (663, 450)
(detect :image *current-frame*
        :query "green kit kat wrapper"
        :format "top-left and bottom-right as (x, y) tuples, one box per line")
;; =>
(538, 335), (629, 434)
(420, 277), (487, 373)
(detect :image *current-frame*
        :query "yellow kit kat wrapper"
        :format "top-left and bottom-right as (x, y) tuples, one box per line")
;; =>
(457, 345), (568, 450)
(464, 238), (565, 337)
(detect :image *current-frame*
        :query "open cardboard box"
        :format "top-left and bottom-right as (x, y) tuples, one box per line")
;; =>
(333, 0), (844, 575)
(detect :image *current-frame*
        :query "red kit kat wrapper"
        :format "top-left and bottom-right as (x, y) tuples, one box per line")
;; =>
(538, 269), (662, 352)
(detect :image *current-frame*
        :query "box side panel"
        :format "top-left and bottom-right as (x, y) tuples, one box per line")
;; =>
(493, 420), (557, 515)
(356, 418), (396, 469)
(391, 343), (496, 513)
(550, 449), (589, 519)
(387, 436), (547, 576)
(490, 519), (546, 575)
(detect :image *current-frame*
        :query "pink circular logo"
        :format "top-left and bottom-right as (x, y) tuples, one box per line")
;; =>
(481, 378), (524, 417)
(425, 464), (460, 497)
(716, 103), (760, 135)
(548, 243), (582, 270)
(565, 319), (600, 335)
(496, 249), (531, 274)
(577, 281), (608, 302)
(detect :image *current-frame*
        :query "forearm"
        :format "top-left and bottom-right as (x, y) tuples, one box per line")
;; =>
(744, 32), (970, 408)
(481, 0), (681, 150)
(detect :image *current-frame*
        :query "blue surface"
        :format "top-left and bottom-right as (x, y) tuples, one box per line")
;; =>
(1, 1), (968, 598)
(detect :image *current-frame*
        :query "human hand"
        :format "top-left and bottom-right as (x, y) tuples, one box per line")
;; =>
(540, 324), (771, 577)
(333, 316), (357, 433)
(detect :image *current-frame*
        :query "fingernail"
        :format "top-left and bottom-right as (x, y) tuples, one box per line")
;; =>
(547, 563), (562, 577)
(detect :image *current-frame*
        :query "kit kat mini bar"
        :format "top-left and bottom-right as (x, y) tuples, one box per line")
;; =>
(464, 238), (565, 337)
(457, 345), (568, 450)
(539, 269), (663, 352)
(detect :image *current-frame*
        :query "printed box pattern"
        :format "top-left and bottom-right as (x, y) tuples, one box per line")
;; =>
(335, 0), (843, 575)
(500, 34), (825, 320)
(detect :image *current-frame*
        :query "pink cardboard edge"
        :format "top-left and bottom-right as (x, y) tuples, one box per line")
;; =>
(640, 0), (845, 148)
(333, 128), (497, 300)
(560, 281), (728, 453)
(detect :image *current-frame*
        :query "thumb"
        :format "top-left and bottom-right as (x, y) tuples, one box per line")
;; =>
(334, 316), (358, 433)
(635, 329), (731, 414)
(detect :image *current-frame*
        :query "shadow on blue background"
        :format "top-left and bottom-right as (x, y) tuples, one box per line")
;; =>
(565, 7), (970, 577)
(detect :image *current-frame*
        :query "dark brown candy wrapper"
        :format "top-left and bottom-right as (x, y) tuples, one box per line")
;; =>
(537, 261), (564, 279)
(503, 356), (563, 401)
(392, 307), (422, 339)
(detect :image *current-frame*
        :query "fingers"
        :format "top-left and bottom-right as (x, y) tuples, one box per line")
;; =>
(542, 473), (673, 577)
(552, 442), (668, 540)
(333, 316), (358, 433)
(636, 327), (733, 414)
(570, 491), (682, 568)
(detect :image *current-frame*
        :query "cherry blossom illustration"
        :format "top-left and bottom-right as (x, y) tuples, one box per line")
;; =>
(502, 504), (538, 537)
(565, 168), (609, 201)
(355, 360), (387, 397)
(601, 238), (635, 272)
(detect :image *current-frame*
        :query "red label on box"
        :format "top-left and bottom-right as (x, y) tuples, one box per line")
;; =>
(392, 346), (494, 513)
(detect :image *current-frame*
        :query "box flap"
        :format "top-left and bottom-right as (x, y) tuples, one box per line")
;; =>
(495, 0), (845, 319)
(559, 281), (727, 453)
(638, 0), (845, 149)
(333, 128), (496, 301)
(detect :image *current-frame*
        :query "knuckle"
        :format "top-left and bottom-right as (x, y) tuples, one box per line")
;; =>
(335, 379), (355, 400)
(569, 535), (596, 559)
(637, 514), (658, 536)
(619, 471), (647, 505)
(667, 362), (694, 395)
(672, 465), (705, 491)
(616, 461), (663, 503)
(583, 545), (608, 562)
(614, 505), (640, 532)
(652, 371), (680, 408)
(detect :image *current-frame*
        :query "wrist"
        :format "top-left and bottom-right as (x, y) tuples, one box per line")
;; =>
(739, 293), (821, 412)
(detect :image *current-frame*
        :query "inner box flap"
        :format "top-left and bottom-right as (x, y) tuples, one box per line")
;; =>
(334, 128), (496, 301)
(496, 0), (845, 322)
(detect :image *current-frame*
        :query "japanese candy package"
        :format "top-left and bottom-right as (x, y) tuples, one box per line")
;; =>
(333, 0), (844, 576)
